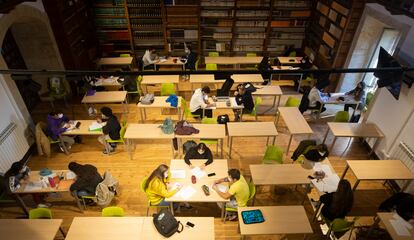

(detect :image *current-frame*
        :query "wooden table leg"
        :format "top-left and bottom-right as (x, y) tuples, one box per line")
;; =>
(272, 136), (276, 145)
(329, 137), (337, 153)
(322, 128), (330, 144)
(220, 138), (223, 159)
(286, 135), (293, 155)
(352, 180), (360, 191)
(127, 139), (133, 160)
(340, 165), (349, 180)
(229, 137), (233, 159)
(139, 108), (144, 123)
(14, 194), (29, 216)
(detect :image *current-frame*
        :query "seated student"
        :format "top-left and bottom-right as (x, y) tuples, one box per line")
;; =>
(190, 86), (215, 118)
(144, 164), (182, 207)
(257, 56), (272, 85)
(142, 47), (159, 70)
(184, 46), (198, 71)
(233, 84), (254, 121)
(308, 84), (329, 113)
(97, 107), (121, 154)
(68, 162), (103, 199)
(379, 192), (414, 224)
(302, 144), (329, 169)
(46, 112), (75, 152)
(344, 81), (366, 112)
(184, 143), (213, 169)
(281, 45), (296, 57)
(319, 179), (353, 221)
(212, 169), (249, 221)
(120, 67), (138, 94)
(2, 161), (49, 207)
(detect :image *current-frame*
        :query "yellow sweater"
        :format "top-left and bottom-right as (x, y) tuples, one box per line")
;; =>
(145, 177), (178, 205)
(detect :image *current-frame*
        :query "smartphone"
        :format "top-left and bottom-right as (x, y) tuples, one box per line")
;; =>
(208, 173), (216, 177)
(308, 175), (315, 180)
(186, 221), (195, 228)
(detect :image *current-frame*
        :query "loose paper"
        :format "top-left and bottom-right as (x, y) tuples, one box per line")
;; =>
(392, 213), (413, 229)
(177, 186), (196, 200)
(312, 164), (340, 193)
(171, 169), (186, 179)
(230, 98), (238, 107)
(211, 184), (228, 193)
(89, 122), (103, 131)
(390, 219), (411, 236)
(191, 167), (206, 179)
(66, 171), (76, 180)
(24, 181), (43, 191)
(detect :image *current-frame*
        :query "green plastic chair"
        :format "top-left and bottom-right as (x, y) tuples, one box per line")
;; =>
(102, 206), (125, 217)
(105, 124), (127, 153)
(126, 75), (142, 102)
(206, 63), (218, 71)
(120, 53), (131, 57)
(160, 83), (176, 96)
(246, 53), (257, 57)
(288, 51), (297, 57)
(29, 208), (66, 237)
(284, 96), (301, 107)
(325, 217), (358, 240)
(365, 92), (374, 107)
(334, 111), (349, 122)
(200, 117), (219, 154)
(262, 145), (284, 164)
(140, 177), (169, 216)
(195, 57), (200, 71)
(181, 98), (200, 120)
(208, 52), (219, 57)
(249, 97), (262, 121)
(49, 76), (69, 108)
(223, 181), (256, 223)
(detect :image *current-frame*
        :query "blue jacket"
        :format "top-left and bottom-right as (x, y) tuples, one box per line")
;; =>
(166, 94), (178, 107)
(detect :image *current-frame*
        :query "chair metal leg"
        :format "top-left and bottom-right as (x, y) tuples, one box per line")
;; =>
(223, 210), (227, 223)
(146, 207), (149, 216)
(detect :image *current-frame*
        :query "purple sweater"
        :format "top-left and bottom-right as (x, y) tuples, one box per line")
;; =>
(46, 115), (69, 140)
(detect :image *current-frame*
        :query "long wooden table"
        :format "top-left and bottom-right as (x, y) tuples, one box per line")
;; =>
(271, 65), (303, 91)
(155, 57), (185, 70)
(205, 56), (263, 68)
(341, 160), (414, 191)
(0, 219), (63, 240)
(13, 170), (75, 215)
(141, 75), (180, 93)
(277, 57), (302, 65)
(81, 91), (128, 113)
(231, 74), (264, 83)
(277, 107), (313, 155)
(97, 57), (133, 69)
(203, 97), (244, 121)
(137, 96), (182, 122)
(167, 159), (229, 217)
(227, 122), (278, 158)
(320, 93), (360, 118)
(323, 122), (384, 155)
(62, 120), (103, 136)
(124, 124), (175, 159)
(189, 74), (263, 91)
(237, 206), (313, 239)
(252, 85), (283, 113)
(65, 217), (215, 240)
(376, 212), (414, 240)
(175, 124), (226, 158)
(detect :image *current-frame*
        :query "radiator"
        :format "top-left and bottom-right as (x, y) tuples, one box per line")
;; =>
(0, 122), (30, 173)
(391, 142), (414, 193)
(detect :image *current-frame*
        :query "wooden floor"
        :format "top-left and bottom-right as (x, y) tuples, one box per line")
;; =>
(0, 85), (393, 239)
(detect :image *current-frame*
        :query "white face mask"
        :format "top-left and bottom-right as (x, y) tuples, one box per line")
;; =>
(198, 149), (205, 155)
(57, 113), (63, 118)
(163, 171), (169, 178)
(185, 48), (190, 54)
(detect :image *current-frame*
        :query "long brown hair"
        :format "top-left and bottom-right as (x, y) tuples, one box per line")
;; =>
(144, 164), (169, 191)
(331, 179), (354, 214)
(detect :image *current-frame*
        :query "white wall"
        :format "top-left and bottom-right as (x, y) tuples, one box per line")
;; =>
(362, 4), (414, 158)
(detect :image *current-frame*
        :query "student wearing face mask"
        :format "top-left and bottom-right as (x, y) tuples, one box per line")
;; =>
(97, 107), (121, 154)
(183, 46), (197, 71)
(46, 112), (75, 152)
(143, 164), (182, 207)
(184, 143), (213, 169)
(212, 169), (250, 221)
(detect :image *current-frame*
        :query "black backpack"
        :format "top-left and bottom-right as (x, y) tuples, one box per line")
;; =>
(183, 140), (197, 154)
(217, 77), (234, 96)
(217, 114), (229, 124)
(153, 208), (183, 238)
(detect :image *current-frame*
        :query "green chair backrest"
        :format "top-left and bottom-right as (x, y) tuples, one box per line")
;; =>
(161, 83), (176, 96)
(29, 208), (52, 219)
(49, 76), (66, 94)
(247, 182), (256, 202)
(246, 53), (257, 57)
(206, 63), (218, 71)
(329, 218), (355, 232)
(120, 54), (131, 57)
(195, 57), (200, 71)
(334, 111), (349, 122)
(208, 52), (219, 57)
(263, 145), (284, 164)
(201, 117), (217, 124)
(365, 92), (374, 106)
(250, 97), (262, 116)
(119, 124), (127, 141)
(288, 51), (297, 57)
(136, 75), (143, 95)
(140, 177), (148, 193)
(285, 96), (300, 107)
(102, 206), (125, 217)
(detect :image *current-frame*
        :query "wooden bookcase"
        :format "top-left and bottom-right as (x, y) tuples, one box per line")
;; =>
(89, 0), (312, 58)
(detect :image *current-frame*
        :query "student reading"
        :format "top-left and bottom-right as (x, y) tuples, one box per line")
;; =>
(97, 107), (121, 154)
(184, 143), (213, 168)
(190, 86), (215, 118)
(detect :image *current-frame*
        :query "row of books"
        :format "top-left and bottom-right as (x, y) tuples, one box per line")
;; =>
(95, 18), (128, 27)
(94, 8), (125, 16)
(126, 0), (161, 7)
(128, 9), (162, 17)
(96, 30), (130, 41)
(273, 0), (309, 8)
(235, 21), (267, 27)
(130, 19), (163, 28)
(201, 0), (234, 7)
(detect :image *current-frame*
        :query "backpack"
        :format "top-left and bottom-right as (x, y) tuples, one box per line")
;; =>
(153, 208), (183, 238)
(160, 118), (174, 134)
(183, 140), (197, 154)
(95, 171), (119, 207)
(299, 89), (311, 114)
(141, 93), (155, 105)
(217, 114), (229, 124)
(239, 83), (257, 93)
(291, 139), (316, 161)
